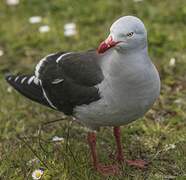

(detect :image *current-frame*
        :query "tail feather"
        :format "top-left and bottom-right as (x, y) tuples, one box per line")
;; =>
(5, 74), (51, 108)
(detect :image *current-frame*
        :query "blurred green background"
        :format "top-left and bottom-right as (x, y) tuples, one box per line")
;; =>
(0, 0), (186, 179)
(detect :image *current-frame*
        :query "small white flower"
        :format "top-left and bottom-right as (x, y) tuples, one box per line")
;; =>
(165, 144), (176, 151)
(64, 23), (76, 30)
(52, 136), (65, 142)
(6, 0), (19, 5)
(7, 87), (13, 93)
(32, 169), (44, 180)
(39, 25), (50, 33)
(29, 16), (42, 24)
(169, 144), (176, 149)
(64, 29), (77, 37)
(0, 49), (4, 56)
(64, 23), (77, 37)
(169, 57), (176, 67)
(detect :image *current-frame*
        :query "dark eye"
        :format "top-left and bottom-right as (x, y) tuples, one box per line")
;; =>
(127, 32), (134, 37)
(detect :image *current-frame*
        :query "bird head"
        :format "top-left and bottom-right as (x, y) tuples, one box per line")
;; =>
(97, 16), (147, 54)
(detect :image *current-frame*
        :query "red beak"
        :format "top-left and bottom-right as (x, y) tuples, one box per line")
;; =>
(97, 35), (119, 54)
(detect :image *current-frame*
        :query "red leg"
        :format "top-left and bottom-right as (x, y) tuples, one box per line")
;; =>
(113, 127), (148, 169)
(113, 127), (124, 162)
(87, 132), (98, 168)
(87, 132), (119, 176)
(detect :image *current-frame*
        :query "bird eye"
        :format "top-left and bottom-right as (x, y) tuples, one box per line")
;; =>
(127, 32), (134, 37)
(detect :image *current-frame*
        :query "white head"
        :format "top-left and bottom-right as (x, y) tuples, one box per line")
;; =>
(97, 16), (147, 54)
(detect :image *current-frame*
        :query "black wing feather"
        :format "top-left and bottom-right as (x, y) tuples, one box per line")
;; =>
(58, 51), (103, 86)
(6, 50), (104, 115)
(38, 50), (104, 115)
(5, 74), (51, 107)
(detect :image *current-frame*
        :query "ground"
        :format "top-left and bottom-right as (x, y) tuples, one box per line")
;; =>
(0, 0), (186, 179)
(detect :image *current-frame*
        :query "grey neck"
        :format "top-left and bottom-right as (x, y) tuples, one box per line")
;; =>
(99, 45), (150, 78)
(116, 42), (148, 55)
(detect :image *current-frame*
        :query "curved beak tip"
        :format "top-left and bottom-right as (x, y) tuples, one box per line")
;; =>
(97, 41), (109, 54)
(97, 36), (119, 54)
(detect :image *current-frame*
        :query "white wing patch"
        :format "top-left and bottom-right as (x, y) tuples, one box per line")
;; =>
(56, 52), (72, 63)
(35, 53), (55, 79)
(33, 77), (39, 85)
(14, 76), (19, 82)
(26, 76), (39, 85)
(33, 52), (72, 87)
(40, 80), (57, 109)
(27, 76), (35, 84)
(35, 57), (46, 78)
(34, 53), (55, 85)
(21, 77), (27, 84)
(52, 79), (64, 84)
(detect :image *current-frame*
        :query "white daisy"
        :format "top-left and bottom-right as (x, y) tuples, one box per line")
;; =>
(32, 169), (44, 180)
(52, 136), (65, 142)
(39, 25), (50, 33)
(64, 23), (76, 30)
(64, 23), (77, 37)
(7, 87), (13, 93)
(0, 49), (4, 56)
(6, 0), (19, 6)
(165, 144), (176, 151)
(169, 57), (176, 67)
(169, 144), (176, 149)
(29, 16), (42, 24)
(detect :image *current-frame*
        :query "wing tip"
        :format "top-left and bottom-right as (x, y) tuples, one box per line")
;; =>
(4, 73), (51, 108)
(5, 73), (14, 83)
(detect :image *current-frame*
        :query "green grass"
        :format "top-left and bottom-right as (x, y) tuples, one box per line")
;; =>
(0, 0), (186, 179)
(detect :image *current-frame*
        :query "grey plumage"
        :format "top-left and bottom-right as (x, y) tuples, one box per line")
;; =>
(5, 16), (160, 131)
(75, 48), (160, 130)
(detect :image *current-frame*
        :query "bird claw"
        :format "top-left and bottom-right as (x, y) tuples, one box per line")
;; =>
(95, 164), (120, 176)
(109, 152), (148, 169)
(125, 159), (148, 169)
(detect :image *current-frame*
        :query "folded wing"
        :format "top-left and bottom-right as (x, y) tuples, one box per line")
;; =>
(6, 50), (104, 115)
